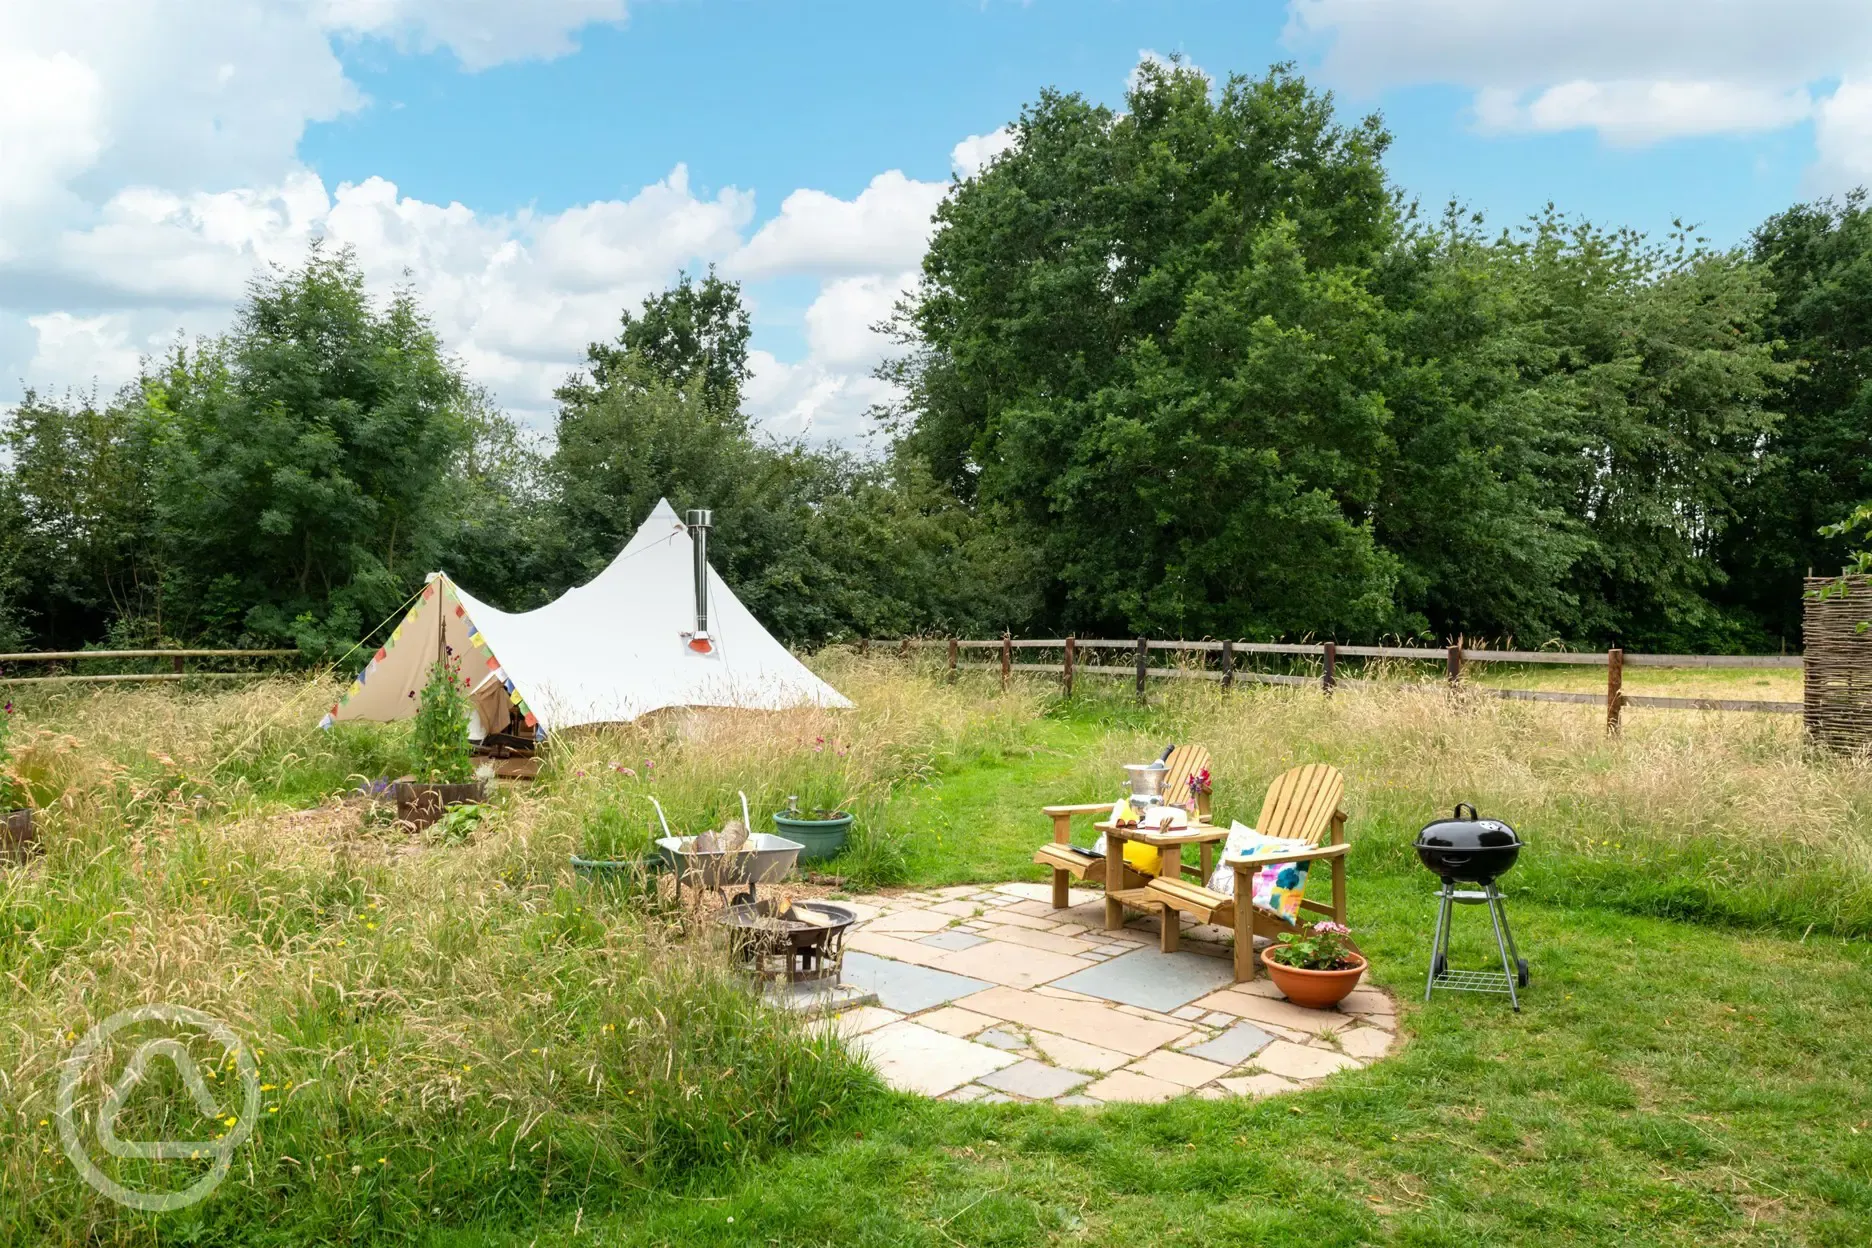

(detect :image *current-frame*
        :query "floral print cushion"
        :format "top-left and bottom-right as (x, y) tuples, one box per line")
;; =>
(1208, 822), (1313, 920)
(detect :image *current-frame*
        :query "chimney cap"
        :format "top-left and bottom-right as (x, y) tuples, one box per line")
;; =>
(686, 508), (713, 529)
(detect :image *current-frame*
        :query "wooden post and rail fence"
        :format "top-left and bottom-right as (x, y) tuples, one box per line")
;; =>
(0, 649), (301, 686)
(861, 636), (1808, 734)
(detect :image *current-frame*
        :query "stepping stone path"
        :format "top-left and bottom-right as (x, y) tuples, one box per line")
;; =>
(819, 881), (1400, 1107)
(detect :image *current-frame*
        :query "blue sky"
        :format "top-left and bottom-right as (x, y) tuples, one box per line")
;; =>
(3, 1), (1867, 440)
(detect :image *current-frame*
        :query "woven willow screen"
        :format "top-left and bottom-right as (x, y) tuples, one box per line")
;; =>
(1804, 575), (1872, 749)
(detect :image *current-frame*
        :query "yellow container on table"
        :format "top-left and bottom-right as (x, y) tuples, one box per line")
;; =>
(1108, 798), (1163, 875)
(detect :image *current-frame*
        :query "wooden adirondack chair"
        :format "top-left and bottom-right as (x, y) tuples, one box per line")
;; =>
(1033, 744), (1213, 909)
(1143, 762), (1349, 980)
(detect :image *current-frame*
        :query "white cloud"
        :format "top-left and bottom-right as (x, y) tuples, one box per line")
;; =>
(1478, 80), (1816, 144)
(951, 127), (1016, 179)
(318, 0), (629, 70)
(1129, 48), (1210, 94)
(1816, 78), (1872, 191)
(0, 1), (943, 447)
(23, 312), (148, 394)
(730, 171), (947, 279)
(1286, 0), (1872, 177)
(744, 350), (898, 445)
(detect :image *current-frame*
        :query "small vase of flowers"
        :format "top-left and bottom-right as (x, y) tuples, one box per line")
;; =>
(1260, 920), (1366, 1009)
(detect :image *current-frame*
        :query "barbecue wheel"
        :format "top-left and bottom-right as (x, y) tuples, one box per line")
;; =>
(1516, 958), (1530, 988)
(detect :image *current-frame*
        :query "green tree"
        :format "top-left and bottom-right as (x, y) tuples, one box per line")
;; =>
(893, 61), (1403, 638)
(143, 243), (476, 650)
(1718, 194), (1872, 644)
(0, 387), (160, 649)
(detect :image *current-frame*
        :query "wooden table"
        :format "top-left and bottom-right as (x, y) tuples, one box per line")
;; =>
(1095, 819), (1227, 932)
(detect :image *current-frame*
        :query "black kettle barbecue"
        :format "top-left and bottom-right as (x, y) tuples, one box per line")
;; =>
(1416, 804), (1529, 1009)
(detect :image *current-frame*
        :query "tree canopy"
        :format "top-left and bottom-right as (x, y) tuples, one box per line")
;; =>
(0, 61), (1864, 656)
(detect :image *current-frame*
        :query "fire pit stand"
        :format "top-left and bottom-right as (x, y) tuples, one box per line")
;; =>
(714, 899), (877, 1016)
(1424, 881), (1528, 1010)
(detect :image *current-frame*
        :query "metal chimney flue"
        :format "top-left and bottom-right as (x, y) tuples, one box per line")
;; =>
(686, 508), (713, 653)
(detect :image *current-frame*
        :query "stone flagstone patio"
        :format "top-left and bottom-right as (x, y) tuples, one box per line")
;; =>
(809, 881), (1398, 1106)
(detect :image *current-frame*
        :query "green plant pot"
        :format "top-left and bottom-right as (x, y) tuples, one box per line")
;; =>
(772, 812), (854, 863)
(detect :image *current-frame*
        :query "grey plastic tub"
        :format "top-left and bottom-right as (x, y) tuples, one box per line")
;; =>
(656, 833), (805, 890)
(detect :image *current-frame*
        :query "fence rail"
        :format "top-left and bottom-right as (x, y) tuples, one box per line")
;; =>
(0, 648), (301, 686)
(889, 636), (1803, 731)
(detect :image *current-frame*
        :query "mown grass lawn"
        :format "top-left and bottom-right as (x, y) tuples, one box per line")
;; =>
(437, 695), (1872, 1248)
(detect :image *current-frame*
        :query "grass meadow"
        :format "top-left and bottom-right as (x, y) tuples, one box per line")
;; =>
(1, 655), (1869, 1245)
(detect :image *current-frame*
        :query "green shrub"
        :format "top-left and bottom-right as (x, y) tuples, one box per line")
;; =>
(411, 656), (474, 784)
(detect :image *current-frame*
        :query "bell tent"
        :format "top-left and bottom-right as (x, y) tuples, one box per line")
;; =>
(320, 500), (850, 736)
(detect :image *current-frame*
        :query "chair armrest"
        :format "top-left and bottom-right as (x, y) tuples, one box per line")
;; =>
(1042, 803), (1115, 816)
(1226, 842), (1350, 867)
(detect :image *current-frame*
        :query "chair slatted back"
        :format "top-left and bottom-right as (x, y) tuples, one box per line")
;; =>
(1254, 763), (1345, 846)
(1162, 745), (1212, 811)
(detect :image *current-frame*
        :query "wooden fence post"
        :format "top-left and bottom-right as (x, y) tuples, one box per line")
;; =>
(1447, 644), (1463, 688)
(172, 654), (184, 675)
(1322, 642), (1337, 696)
(899, 637), (910, 660)
(1063, 635), (1076, 698)
(1221, 639), (1235, 691)
(947, 638), (958, 683)
(1606, 647), (1624, 735)
(1135, 637), (1149, 702)
(858, 637), (869, 657)
(1001, 632), (1012, 690)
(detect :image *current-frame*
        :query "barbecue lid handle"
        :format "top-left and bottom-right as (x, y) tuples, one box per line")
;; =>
(1452, 802), (1477, 821)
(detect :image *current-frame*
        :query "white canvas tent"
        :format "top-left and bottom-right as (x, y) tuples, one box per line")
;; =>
(321, 499), (850, 735)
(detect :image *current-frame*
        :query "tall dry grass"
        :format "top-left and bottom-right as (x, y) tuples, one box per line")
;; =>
(1028, 662), (1872, 935)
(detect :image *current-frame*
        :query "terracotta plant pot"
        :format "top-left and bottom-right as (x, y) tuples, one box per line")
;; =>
(393, 780), (486, 833)
(1261, 948), (1367, 1009)
(2, 808), (36, 866)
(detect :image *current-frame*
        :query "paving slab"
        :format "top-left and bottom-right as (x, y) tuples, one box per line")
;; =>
(978, 1059), (1091, 1100)
(919, 929), (989, 951)
(851, 1022), (1018, 1096)
(933, 885), (980, 898)
(1027, 1030), (1132, 1073)
(994, 882), (1099, 904)
(1341, 987), (1396, 1016)
(1218, 1073), (1299, 1099)
(953, 986), (1187, 1057)
(1251, 1039), (1362, 1080)
(980, 909), (1063, 932)
(1050, 945), (1239, 1013)
(842, 951), (993, 1014)
(1335, 1024), (1394, 1061)
(804, 1006), (902, 1039)
(1083, 1070), (1182, 1103)
(977, 924), (1099, 957)
(915, 1006), (998, 1037)
(974, 1028), (1027, 1051)
(944, 1083), (990, 1103)
(846, 930), (958, 969)
(1126, 1048), (1233, 1088)
(929, 899), (981, 917)
(1190, 989), (1353, 1035)
(1056, 1094), (1103, 1108)
(865, 908), (953, 935)
(1180, 1022), (1277, 1066)
(930, 941), (1088, 990)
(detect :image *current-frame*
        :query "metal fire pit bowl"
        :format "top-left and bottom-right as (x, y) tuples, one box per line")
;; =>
(716, 899), (857, 983)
